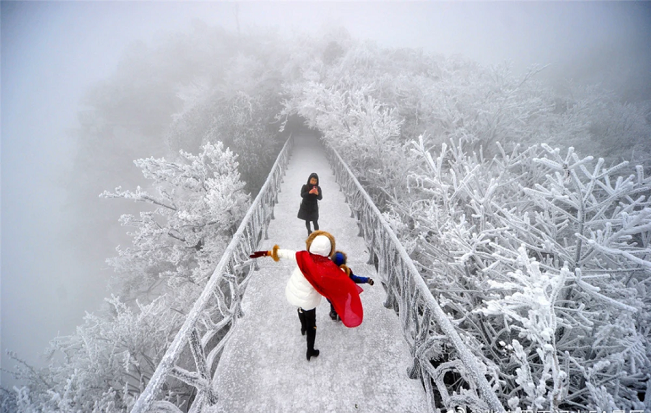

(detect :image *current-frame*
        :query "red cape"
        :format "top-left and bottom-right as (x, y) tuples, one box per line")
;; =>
(296, 251), (364, 328)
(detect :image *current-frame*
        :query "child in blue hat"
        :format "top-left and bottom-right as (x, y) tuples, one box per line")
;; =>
(329, 250), (374, 321)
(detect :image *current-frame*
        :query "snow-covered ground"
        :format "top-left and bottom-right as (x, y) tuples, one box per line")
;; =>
(212, 133), (428, 412)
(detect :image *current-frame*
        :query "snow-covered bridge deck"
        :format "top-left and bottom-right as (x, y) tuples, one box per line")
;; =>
(212, 134), (428, 412)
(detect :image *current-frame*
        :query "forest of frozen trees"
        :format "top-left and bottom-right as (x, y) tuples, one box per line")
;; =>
(2, 24), (650, 412)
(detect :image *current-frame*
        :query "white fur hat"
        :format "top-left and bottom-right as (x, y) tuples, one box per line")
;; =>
(306, 230), (335, 257)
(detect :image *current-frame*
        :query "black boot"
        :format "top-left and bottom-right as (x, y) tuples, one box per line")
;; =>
(304, 309), (319, 361)
(329, 303), (339, 321)
(297, 308), (307, 336)
(306, 327), (320, 360)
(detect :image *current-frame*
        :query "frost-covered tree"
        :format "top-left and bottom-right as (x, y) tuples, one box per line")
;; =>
(166, 43), (288, 194)
(63, 26), (289, 325)
(2, 142), (249, 412)
(100, 141), (249, 302)
(206, 90), (284, 193)
(403, 136), (651, 411)
(545, 84), (651, 171)
(284, 30), (650, 197)
(282, 38), (566, 208)
(3, 297), (182, 412)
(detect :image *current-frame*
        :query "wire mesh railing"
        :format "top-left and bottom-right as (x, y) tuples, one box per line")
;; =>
(324, 143), (506, 413)
(130, 135), (293, 413)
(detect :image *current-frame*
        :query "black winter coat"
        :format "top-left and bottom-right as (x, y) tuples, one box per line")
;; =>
(297, 173), (322, 222)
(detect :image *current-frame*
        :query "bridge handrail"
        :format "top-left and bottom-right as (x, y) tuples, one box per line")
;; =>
(324, 143), (505, 413)
(130, 135), (294, 413)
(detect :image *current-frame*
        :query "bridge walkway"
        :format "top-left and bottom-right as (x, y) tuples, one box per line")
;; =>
(212, 133), (428, 412)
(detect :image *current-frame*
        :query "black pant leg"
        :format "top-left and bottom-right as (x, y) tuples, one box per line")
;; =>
(329, 301), (338, 320)
(297, 308), (307, 335)
(304, 308), (317, 352)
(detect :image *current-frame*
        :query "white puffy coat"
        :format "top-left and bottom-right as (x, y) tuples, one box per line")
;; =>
(276, 234), (332, 310)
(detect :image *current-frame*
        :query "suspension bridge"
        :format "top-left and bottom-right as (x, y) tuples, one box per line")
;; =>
(131, 133), (505, 413)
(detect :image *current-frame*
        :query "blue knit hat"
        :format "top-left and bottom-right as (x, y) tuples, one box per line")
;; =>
(332, 251), (347, 267)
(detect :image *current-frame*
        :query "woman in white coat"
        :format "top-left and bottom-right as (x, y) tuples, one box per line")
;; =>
(250, 230), (363, 361)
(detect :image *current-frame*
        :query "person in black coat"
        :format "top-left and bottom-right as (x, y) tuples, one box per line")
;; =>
(297, 172), (322, 236)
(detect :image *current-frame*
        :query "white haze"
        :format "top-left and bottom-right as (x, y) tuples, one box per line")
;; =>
(2, 1), (650, 388)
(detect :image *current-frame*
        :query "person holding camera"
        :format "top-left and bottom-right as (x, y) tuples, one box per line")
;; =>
(297, 172), (322, 236)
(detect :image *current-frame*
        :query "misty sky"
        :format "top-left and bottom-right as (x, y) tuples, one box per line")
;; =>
(2, 1), (650, 388)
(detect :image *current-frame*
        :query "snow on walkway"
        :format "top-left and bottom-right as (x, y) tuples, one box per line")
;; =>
(212, 133), (428, 413)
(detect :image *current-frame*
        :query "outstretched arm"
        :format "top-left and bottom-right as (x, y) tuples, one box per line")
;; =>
(250, 245), (297, 262)
(250, 250), (271, 259)
(350, 271), (374, 285)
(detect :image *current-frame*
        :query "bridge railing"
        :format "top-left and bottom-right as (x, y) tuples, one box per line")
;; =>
(130, 135), (294, 413)
(324, 144), (506, 413)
